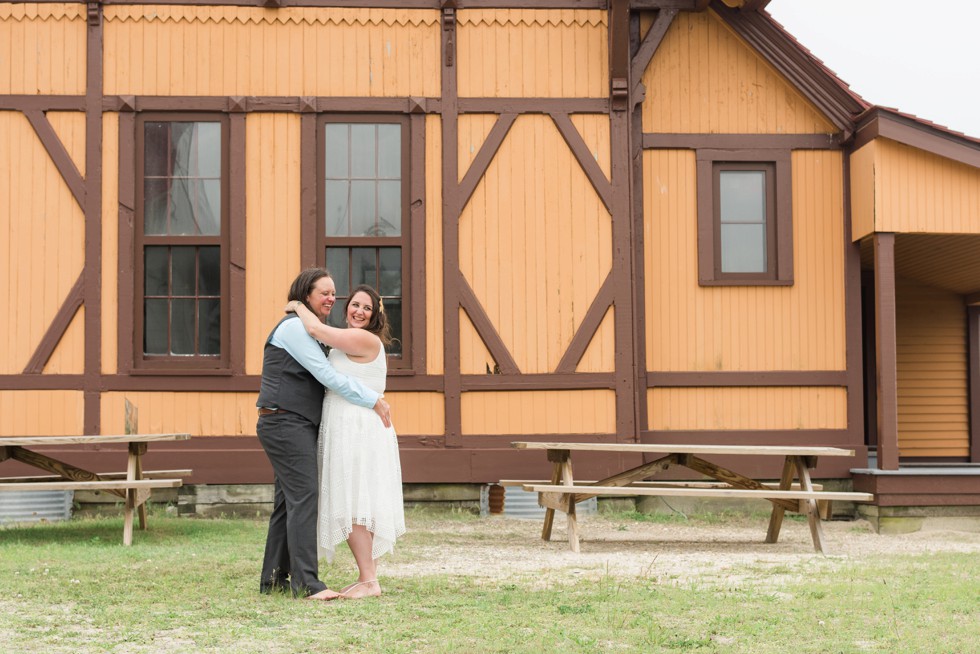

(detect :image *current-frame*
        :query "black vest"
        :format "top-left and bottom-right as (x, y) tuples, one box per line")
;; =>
(256, 315), (327, 425)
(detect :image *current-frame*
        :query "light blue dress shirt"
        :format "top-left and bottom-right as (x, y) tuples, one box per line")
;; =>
(270, 316), (379, 409)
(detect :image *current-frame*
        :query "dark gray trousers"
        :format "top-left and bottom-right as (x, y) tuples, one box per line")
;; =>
(256, 411), (326, 598)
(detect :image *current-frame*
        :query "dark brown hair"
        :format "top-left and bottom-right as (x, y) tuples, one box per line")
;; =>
(345, 284), (392, 346)
(287, 267), (331, 310)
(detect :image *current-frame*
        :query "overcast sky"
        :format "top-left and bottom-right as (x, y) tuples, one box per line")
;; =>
(766, 0), (980, 139)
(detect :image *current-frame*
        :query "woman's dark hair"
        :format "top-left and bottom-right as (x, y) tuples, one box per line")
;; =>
(345, 284), (392, 346)
(287, 267), (331, 309)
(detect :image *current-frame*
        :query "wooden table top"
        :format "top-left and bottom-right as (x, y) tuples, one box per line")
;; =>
(0, 434), (192, 447)
(511, 441), (856, 457)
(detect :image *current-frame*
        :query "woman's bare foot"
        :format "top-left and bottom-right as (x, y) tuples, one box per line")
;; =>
(340, 579), (381, 599)
(306, 588), (341, 601)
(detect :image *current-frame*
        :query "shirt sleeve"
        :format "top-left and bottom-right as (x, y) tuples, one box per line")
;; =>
(271, 317), (380, 409)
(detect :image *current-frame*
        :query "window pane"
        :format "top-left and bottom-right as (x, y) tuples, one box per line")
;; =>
(351, 248), (377, 288)
(144, 247), (169, 296)
(324, 179), (351, 236)
(327, 301), (346, 330)
(383, 298), (402, 357)
(721, 224), (767, 273)
(350, 124), (376, 177)
(169, 178), (198, 236)
(171, 246), (196, 296)
(377, 180), (401, 236)
(326, 248), (350, 297)
(350, 180), (376, 236)
(720, 170), (766, 224)
(379, 248), (401, 295)
(193, 123), (222, 178)
(324, 123), (349, 178)
(198, 179), (221, 236)
(144, 123), (170, 177)
(198, 246), (221, 295)
(377, 124), (401, 179)
(144, 299), (168, 354)
(171, 298), (195, 355)
(143, 179), (170, 235)
(198, 298), (221, 355)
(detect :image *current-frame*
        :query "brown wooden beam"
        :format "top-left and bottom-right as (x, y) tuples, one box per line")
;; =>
(873, 233), (899, 470)
(457, 112), (517, 213)
(23, 274), (85, 374)
(556, 273), (615, 373)
(549, 112), (613, 213)
(630, 8), (677, 88)
(969, 307), (979, 463)
(644, 132), (842, 150)
(462, 373), (615, 390)
(648, 370), (847, 387)
(23, 109), (87, 208)
(457, 275), (520, 375)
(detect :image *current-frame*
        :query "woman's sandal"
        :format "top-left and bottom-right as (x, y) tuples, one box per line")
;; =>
(339, 579), (381, 599)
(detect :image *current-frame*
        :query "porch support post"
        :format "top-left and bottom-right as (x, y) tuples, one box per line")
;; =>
(873, 233), (899, 470)
(969, 306), (979, 463)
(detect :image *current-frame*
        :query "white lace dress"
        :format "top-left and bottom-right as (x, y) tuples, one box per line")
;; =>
(317, 345), (405, 562)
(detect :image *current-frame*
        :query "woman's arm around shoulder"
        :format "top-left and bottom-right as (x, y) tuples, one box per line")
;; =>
(287, 301), (381, 359)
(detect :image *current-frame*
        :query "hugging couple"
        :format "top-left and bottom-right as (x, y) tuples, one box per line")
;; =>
(255, 267), (405, 600)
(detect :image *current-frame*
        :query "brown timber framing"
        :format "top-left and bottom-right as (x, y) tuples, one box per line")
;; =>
(842, 151), (866, 454)
(84, 2), (104, 434)
(969, 306), (980, 463)
(873, 233), (899, 470)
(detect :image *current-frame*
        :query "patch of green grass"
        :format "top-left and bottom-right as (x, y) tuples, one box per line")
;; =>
(1, 514), (978, 654)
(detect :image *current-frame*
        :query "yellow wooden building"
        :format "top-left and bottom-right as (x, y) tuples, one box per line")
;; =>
(2, 0), (979, 513)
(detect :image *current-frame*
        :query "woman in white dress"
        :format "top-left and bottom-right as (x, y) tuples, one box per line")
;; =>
(287, 283), (405, 600)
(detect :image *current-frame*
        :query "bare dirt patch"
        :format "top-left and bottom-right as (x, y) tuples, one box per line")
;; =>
(382, 513), (980, 588)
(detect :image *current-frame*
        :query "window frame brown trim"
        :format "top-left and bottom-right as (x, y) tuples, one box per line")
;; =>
(315, 113), (413, 370)
(133, 112), (232, 372)
(696, 148), (793, 287)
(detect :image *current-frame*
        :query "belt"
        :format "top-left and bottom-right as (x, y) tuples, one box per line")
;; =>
(258, 407), (291, 416)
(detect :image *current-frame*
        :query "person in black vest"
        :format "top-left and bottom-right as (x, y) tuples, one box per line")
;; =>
(256, 267), (391, 600)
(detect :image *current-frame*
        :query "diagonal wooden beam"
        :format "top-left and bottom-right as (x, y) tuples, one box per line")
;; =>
(549, 112), (613, 214)
(457, 112), (517, 212)
(457, 274), (520, 375)
(555, 272), (615, 373)
(630, 8), (677, 86)
(23, 109), (87, 209)
(23, 273), (85, 374)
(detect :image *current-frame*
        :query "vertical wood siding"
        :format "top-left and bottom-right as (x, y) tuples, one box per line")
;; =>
(896, 278), (969, 458)
(0, 391), (84, 436)
(849, 141), (876, 241)
(461, 390), (616, 435)
(644, 149), (846, 371)
(0, 4), (86, 95)
(875, 139), (980, 234)
(648, 387), (847, 430)
(101, 392), (259, 436)
(0, 111), (85, 374)
(457, 10), (607, 98)
(458, 115), (613, 374)
(577, 307), (615, 373)
(425, 115), (444, 375)
(101, 113), (119, 375)
(460, 309), (496, 374)
(245, 114), (303, 375)
(387, 392), (444, 435)
(642, 10), (833, 134)
(103, 7), (440, 97)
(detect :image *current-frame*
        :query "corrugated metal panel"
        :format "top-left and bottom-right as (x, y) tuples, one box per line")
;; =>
(457, 9), (607, 99)
(647, 387), (847, 430)
(459, 115), (612, 374)
(896, 278), (969, 458)
(0, 490), (73, 525)
(0, 112), (85, 375)
(245, 114), (303, 376)
(0, 391), (85, 436)
(461, 390), (616, 435)
(0, 4), (86, 95)
(876, 138), (980, 235)
(644, 150), (846, 372)
(479, 485), (596, 519)
(103, 7), (440, 97)
(641, 10), (834, 134)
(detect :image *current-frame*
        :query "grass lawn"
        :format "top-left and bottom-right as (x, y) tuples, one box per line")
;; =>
(1, 508), (977, 653)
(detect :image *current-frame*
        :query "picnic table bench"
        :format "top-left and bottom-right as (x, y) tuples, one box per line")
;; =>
(506, 441), (874, 554)
(0, 434), (191, 545)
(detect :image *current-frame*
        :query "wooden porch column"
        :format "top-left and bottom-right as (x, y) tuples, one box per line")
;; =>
(968, 305), (980, 463)
(873, 233), (899, 470)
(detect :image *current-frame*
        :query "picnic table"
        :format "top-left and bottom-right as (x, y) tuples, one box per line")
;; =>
(0, 434), (191, 545)
(506, 441), (873, 554)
